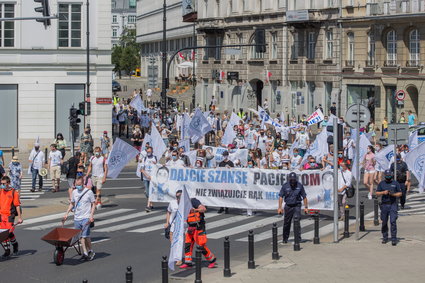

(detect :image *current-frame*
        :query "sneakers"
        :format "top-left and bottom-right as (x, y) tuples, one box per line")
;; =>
(208, 261), (217, 269)
(392, 240), (397, 246)
(79, 254), (89, 262)
(12, 243), (18, 255)
(2, 249), (10, 259)
(30, 188), (36, 192)
(382, 239), (388, 244)
(96, 203), (102, 210)
(179, 263), (193, 269)
(368, 192), (372, 200)
(88, 250), (96, 261)
(145, 206), (151, 212)
(217, 207), (224, 214)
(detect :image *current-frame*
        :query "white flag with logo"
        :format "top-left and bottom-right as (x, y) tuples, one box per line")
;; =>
(130, 95), (147, 115)
(405, 141), (425, 191)
(352, 134), (372, 180)
(189, 109), (212, 143)
(151, 126), (167, 160)
(107, 138), (140, 179)
(178, 139), (190, 152)
(306, 109), (325, 126)
(301, 130), (328, 165)
(181, 113), (191, 141)
(168, 185), (193, 270)
(408, 131), (419, 150)
(375, 145), (394, 170)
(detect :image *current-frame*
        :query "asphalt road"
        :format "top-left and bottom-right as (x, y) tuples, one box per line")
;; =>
(0, 167), (383, 283)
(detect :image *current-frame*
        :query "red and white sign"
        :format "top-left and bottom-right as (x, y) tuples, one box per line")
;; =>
(396, 90), (406, 101)
(96, 97), (112, 104)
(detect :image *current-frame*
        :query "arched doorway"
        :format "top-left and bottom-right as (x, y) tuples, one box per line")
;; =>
(249, 79), (264, 107)
(406, 85), (419, 115)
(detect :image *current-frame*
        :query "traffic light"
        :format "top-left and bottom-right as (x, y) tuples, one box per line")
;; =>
(255, 29), (266, 53)
(79, 102), (85, 116)
(34, 0), (51, 28)
(69, 106), (82, 129)
(326, 124), (344, 151)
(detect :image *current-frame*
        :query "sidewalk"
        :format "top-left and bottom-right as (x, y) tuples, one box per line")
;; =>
(175, 215), (425, 283)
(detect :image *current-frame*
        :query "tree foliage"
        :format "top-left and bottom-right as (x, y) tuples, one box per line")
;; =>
(111, 28), (141, 78)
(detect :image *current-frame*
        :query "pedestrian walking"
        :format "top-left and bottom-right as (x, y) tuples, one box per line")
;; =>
(408, 110), (416, 127)
(164, 189), (182, 265)
(389, 154), (410, 209)
(8, 156), (22, 191)
(48, 144), (62, 192)
(140, 146), (157, 212)
(54, 133), (67, 159)
(63, 176), (96, 261)
(131, 125), (143, 161)
(337, 162), (352, 220)
(376, 170), (402, 246)
(80, 128), (94, 165)
(362, 145), (376, 200)
(87, 147), (108, 209)
(100, 131), (111, 159)
(28, 143), (45, 192)
(65, 152), (81, 202)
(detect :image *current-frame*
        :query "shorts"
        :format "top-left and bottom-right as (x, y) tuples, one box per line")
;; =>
(50, 166), (61, 179)
(67, 178), (75, 188)
(365, 170), (376, 174)
(92, 176), (103, 190)
(74, 218), (91, 238)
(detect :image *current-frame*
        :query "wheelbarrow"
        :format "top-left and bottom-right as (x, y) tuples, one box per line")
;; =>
(41, 226), (82, 266)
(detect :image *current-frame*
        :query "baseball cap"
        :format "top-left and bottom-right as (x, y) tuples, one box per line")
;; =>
(103, 131), (108, 134)
(384, 169), (392, 177)
(288, 172), (297, 181)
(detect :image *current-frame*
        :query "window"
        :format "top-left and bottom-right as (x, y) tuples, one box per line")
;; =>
(236, 33), (243, 60)
(325, 30), (333, 59)
(307, 32), (316, 60)
(386, 30), (397, 65)
(58, 4), (82, 48)
(367, 32), (375, 66)
(409, 29), (420, 66)
(271, 32), (278, 59)
(129, 0), (136, 9)
(112, 1), (116, 9)
(250, 34), (265, 59)
(291, 32), (299, 60)
(0, 3), (15, 47)
(112, 28), (118, 38)
(128, 15), (136, 24)
(113, 15), (117, 23)
(347, 32), (354, 65)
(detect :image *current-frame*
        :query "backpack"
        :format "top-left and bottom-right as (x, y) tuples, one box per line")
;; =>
(11, 189), (22, 217)
(61, 161), (70, 175)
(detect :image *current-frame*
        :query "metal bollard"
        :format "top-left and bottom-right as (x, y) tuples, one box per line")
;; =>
(247, 230), (255, 269)
(195, 246), (202, 283)
(83, 280), (88, 283)
(162, 256), (168, 283)
(126, 124), (129, 139)
(272, 223), (279, 260)
(313, 212), (320, 244)
(126, 266), (133, 283)
(359, 201), (365, 232)
(223, 237), (231, 277)
(374, 197), (379, 226)
(344, 205), (350, 238)
(293, 218), (301, 251)
(11, 146), (15, 157)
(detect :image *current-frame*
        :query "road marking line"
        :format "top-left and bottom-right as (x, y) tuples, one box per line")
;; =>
(92, 239), (110, 244)
(93, 211), (161, 227)
(95, 214), (166, 232)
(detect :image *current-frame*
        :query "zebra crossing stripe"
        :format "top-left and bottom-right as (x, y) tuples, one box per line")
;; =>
(95, 214), (166, 232)
(21, 212), (70, 226)
(93, 211), (161, 228)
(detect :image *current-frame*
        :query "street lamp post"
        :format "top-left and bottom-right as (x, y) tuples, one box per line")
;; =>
(86, 0), (91, 128)
(161, 0), (167, 124)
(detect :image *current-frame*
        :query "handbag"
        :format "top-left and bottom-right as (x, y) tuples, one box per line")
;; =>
(341, 170), (355, 198)
(164, 214), (177, 240)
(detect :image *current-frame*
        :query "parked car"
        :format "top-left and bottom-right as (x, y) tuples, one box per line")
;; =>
(112, 80), (121, 92)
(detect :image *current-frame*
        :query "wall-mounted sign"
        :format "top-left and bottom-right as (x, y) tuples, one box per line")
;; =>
(96, 97), (112, 104)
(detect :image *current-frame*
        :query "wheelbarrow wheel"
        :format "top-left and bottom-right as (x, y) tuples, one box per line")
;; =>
(54, 247), (64, 266)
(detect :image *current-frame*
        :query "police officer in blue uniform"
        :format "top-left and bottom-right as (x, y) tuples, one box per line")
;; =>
(278, 172), (309, 243)
(376, 170), (402, 246)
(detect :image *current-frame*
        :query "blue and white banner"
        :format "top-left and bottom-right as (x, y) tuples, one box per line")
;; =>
(181, 113), (191, 141)
(306, 109), (324, 126)
(203, 146), (248, 167)
(375, 145), (394, 170)
(189, 109), (212, 143)
(352, 134), (372, 180)
(258, 106), (282, 129)
(178, 139), (190, 153)
(130, 95), (147, 115)
(107, 138), (140, 179)
(405, 141), (425, 192)
(168, 185), (192, 270)
(149, 167), (334, 210)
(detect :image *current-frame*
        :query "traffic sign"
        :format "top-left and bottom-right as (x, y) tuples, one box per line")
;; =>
(345, 104), (371, 129)
(396, 90), (406, 101)
(388, 123), (409, 145)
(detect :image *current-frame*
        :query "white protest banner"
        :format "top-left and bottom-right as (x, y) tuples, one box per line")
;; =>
(352, 134), (372, 180)
(405, 141), (425, 191)
(203, 146), (248, 167)
(178, 139), (190, 152)
(107, 138), (140, 179)
(141, 134), (152, 151)
(149, 167), (334, 210)
(306, 109), (324, 126)
(151, 126), (167, 160)
(375, 145), (394, 170)
(189, 109), (212, 143)
(168, 185), (192, 270)
(130, 95), (147, 115)
(408, 131), (418, 150)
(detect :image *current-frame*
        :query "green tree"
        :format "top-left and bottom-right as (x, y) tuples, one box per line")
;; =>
(111, 28), (141, 78)
(112, 45), (123, 79)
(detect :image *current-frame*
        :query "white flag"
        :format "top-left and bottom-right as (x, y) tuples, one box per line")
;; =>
(141, 134), (152, 151)
(151, 126), (167, 160)
(405, 141), (425, 190)
(107, 138), (140, 179)
(408, 131), (419, 150)
(178, 139), (190, 152)
(221, 113), (241, 145)
(189, 109), (212, 143)
(352, 134), (372, 180)
(168, 186), (193, 270)
(185, 150), (198, 166)
(258, 106), (282, 129)
(375, 145), (394, 170)
(130, 95), (147, 115)
(306, 109), (324, 126)
(181, 113), (191, 141)
(301, 130), (328, 165)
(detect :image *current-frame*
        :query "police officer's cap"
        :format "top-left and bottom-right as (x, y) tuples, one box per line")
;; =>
(384, 169), (392, 177)
(288, 172), (297, 180)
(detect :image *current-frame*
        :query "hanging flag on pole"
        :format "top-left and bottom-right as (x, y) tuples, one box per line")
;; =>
(405, 141), (425, 192)
(189, 109), (212, 143)
(306, 109), (325, 126)
(107, 138), (140, 179)
(168, 185), (193, 270)
(375, 145), (395, 170)
(352, 134), (372, 180)
(130, 95), (147, 115)
(151, 126), (167, 160)
(222, 113), (242, 145)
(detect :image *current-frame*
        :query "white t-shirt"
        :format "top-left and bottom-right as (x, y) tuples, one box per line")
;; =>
(141, 156), (157, 180)
(166, 159), (185, 167)
(257, 135), (268, 152)
(291, 155), (302, 169)
(245, 129), (257, 144)
(90, 156), (105, 177)
(49, 150), (62, 167)
(343, 139), (354, 160)
(29, 149), (45, 170)
(235, 138), (246, 149)
(338, 169), (353, 195)
(72, 188), (95, 221)
(278, 126), (289, 141)
(297, 133), (309, 150)
(271, 151), (281, 168)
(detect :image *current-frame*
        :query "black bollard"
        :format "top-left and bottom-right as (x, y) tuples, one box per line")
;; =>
(223, 237), (231, 277)
(313, 212), (320, 244)
(374, 197), (379, 226)
(126, 124), (129, 139)
(247, 230), (255, 269)
(83, 280), (88, 283)
(126, 266), (133, 283)
(195, 246), (202, 283)
(272, 223), (279, 260)
(359, 201), (365, 232)
(162, 256), (168, 283)
(344, 206), (350, 238)
(293, 218), (300, 251)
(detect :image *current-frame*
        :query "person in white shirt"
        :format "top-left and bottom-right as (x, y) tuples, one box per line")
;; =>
(234, 133), (246, 149)
(257, 130), (268, 152)
(245, 124), (257, 150)
(296, 128), (310, 157)
(343, 132), (355, 163)
(87, 147), (108, 209)
(140, 147), (157, 212)
(48, 144), (63, 192)
(146, 88), (153, 104)
(337, 162), (353, 220)
(28, 143), (45, 192)
(290, 149), (302, 170)
(270, 146), (283, 169)
(164, 189), (183, 265)
(277, 124), (290, 144)
(166, 151), (185, 167)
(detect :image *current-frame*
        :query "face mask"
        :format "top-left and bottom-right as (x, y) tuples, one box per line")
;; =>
(0, 184), (6, 189)
(76, 185), (83, 191)
(238, 136), (243, 140)
(260, 133), (264, 136)
(310, 162), (315, 166)
(35, 147), (40, 151)
(95, 152), (100, 156)
(173, 147), (177, 150)
(385, 176), (393, 182)
(338, 154), (343, 158)
(172, 156), (177, 161)
(294, 153), (298, 157)
(12, 162), (19, 166)
(248, 164), (253, 168)
(301, 131), (305, 134)
(289, 180), (297, 187)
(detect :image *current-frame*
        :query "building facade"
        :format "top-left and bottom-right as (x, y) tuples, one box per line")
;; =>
(112, 0), (137, 47)
(0, 0), (113, 151)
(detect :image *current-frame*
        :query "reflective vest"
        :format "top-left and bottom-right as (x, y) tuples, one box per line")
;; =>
(187, 212), (202, 226)
(237, 111), (245, 119)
